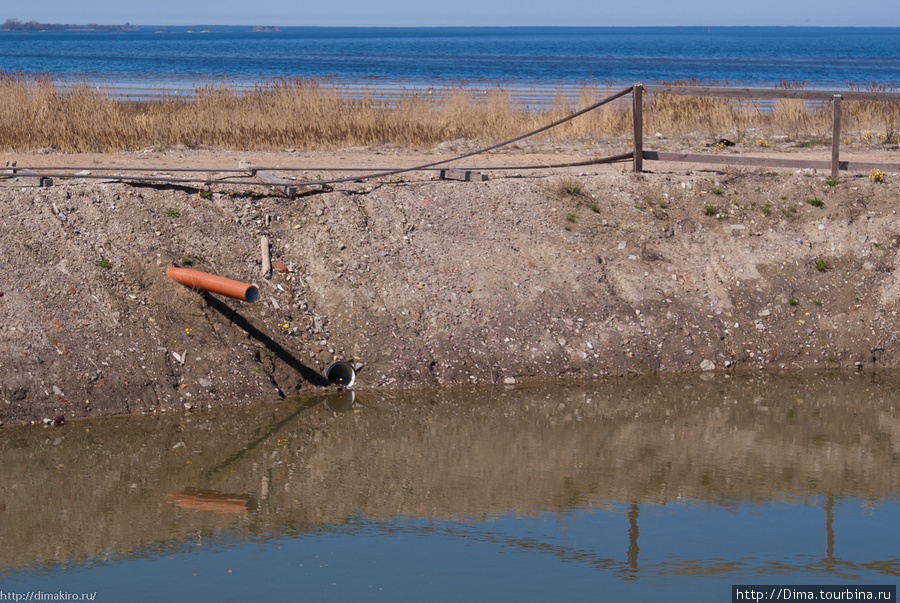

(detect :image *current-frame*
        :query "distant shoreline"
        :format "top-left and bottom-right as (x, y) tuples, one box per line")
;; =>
(3, 24), (899, 32)
(1, 19), (138, 32)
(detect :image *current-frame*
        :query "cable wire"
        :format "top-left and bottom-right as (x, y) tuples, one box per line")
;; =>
(7, 86), (635, 189)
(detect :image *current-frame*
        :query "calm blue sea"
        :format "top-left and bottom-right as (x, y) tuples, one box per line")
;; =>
(1, 26), (899, 93)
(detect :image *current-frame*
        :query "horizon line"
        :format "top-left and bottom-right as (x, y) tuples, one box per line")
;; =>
(4, 22), (900, 29)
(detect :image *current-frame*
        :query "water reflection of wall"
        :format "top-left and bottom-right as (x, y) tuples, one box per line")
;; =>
(1, 372), (898, 571)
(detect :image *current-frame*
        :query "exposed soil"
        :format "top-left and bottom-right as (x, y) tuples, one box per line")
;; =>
(2, 137), (900, 425)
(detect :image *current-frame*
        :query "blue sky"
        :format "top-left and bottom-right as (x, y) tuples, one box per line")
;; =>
(8, 0), (900, 27)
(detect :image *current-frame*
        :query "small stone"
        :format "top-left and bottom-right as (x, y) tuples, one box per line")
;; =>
(700, 359), (716, 371)
(503, 377), (517, 385)
(183, 403), (193, 410)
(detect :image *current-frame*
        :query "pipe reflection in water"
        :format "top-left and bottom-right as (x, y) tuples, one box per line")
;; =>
(1, 372), (899, 597)
(166, 488), (257, 515)
(322, 390), (360, 412)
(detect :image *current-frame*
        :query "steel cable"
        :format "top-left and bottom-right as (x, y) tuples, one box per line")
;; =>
(6, 86), (635, 188)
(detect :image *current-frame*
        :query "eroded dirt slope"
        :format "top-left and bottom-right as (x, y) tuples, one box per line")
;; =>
(2, 145), (900, 424)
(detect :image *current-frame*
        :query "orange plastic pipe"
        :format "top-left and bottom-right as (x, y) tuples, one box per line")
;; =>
(167, 267), (259, 302)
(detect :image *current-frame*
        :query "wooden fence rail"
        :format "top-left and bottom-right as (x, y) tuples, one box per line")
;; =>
(632, 84), (900, 177)
(641, 85), (900, 102)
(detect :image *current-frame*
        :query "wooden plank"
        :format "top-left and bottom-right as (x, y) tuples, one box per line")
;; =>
(240, 160), (301, 198)
(632, 84), (643, 173)
(644, 85), (900, 102)
(439, 169), (488, 182)
(643, 151), (900, 173)
(832, 160), (900, 173)
(10, 166), (54, 187)
(644, 151), (830, 169)
(831, 95), (842, 179)
(256, 170), (297, 198)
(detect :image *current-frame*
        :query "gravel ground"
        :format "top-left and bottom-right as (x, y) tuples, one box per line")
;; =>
(2, 138), (900, 425)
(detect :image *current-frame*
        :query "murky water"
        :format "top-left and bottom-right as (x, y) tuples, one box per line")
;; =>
(1, 373), (898, 601)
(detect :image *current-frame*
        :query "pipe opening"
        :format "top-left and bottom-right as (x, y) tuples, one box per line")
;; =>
(325, 361), (356, 388)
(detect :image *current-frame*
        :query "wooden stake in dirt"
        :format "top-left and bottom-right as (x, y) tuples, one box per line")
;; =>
(632, 84), (643, 174)
(831, 94), (842, 179)
(261, 236), (272, 277)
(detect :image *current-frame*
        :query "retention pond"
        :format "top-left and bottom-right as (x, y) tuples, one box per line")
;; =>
(1, 372), (898, 601)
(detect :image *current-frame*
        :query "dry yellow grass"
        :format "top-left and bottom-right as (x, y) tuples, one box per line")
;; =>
(1, 73), (897, 153)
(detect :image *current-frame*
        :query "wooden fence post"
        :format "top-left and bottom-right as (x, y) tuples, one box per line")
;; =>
(831, 94), (842, 179)
(632, 84), (643, 173)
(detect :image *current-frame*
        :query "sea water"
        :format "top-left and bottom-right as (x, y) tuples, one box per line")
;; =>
(1, 26), (899, 96)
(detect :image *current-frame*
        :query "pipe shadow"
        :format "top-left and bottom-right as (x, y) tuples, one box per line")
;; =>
(203, 292), (330, 388)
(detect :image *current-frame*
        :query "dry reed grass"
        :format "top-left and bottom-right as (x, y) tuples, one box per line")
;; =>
(1, 73), (898, 153)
